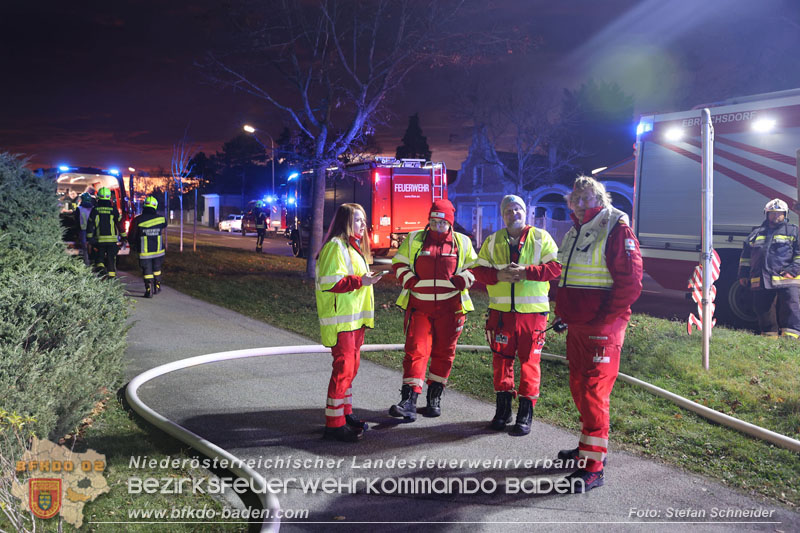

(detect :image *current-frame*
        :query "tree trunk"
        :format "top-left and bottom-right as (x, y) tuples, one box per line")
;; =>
(305, 163), (327, 279)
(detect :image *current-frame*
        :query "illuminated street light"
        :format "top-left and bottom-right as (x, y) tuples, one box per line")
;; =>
(243, 124), (275, 196)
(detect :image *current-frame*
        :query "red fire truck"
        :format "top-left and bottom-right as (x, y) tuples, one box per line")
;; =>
(286, 157), (447, 257)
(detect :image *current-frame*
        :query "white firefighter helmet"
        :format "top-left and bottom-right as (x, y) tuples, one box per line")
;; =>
(764, 198), (789, 214)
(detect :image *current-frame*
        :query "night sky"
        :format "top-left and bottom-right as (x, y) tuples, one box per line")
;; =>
(2, 0), (799, 172)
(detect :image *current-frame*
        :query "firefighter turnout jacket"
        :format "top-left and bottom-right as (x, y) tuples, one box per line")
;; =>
(130, 207), (167, 258)
(738, 220), (800, 290)
(315, 237), (375, 347)
(86, 199), (125, 244)
(256, 210), (268, 231)
(393, 229), (478, 313)
(473, 226), (560, 313)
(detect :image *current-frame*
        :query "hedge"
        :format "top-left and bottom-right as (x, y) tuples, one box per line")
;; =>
(0, 153), (127, 439)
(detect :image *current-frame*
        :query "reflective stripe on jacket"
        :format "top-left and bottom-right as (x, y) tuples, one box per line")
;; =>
(315, 237), (374, 347)
(86, 200), (125, 244)
(393, 229), (478, 312)
(133, 209), (166, 258)
(738, 220), (800, 289)
(558, 206), (628, 290)
(477, 226), (558, 313)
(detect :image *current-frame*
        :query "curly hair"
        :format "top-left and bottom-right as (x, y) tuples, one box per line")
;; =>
(564, 175), (611, 209)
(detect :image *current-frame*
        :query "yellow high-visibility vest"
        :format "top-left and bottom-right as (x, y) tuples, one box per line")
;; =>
(315, 237), (374, 347)
(558, 207), (628, 290)
(393, 229), (477, 312)
(476, 226), (558, 313)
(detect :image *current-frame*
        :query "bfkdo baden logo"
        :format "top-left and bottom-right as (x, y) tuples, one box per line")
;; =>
(29, 478), (62, 519)
(12, 437), (110, 528)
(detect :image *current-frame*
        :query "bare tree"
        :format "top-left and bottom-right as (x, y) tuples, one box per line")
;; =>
(456, 78), (583, 193)
(203, 0), (515, 276)
(171, 127), (196, 253)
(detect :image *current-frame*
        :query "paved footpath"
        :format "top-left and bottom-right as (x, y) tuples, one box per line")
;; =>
(119, 271), (799, 532)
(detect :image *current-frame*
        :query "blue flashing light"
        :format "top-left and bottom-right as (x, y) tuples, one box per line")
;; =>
(636, 118), (654, 137)
(287, 197), (296, 205)
(287, 172), (299, 181)
(109, 168), (120, 176)
(58, 165), (70, 172)
(265, 196), (274, 203)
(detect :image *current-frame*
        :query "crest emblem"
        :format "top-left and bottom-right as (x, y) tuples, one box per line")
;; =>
(30, 478), (61, 519)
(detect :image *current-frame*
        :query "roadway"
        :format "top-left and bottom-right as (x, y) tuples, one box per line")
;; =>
(166, 224), (294, 256)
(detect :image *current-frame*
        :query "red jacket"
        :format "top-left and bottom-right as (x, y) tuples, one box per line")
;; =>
(555, 208), (643, 326)
(392, 229), (462, 313)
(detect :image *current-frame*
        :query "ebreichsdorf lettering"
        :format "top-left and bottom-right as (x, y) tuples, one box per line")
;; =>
(395, 183), (430, 193)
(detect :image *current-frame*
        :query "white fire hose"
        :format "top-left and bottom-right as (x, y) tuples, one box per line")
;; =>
(126, 343), (800, 532)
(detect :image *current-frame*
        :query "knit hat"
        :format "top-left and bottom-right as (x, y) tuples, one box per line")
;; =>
(500, 194), (526, 213)
(429, 199), (455, 225)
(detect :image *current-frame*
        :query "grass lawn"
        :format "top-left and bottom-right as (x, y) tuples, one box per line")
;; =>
(117, 242), (800, 508)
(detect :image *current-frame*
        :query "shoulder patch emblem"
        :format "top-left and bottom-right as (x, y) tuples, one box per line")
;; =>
(625, 238), (636, 251)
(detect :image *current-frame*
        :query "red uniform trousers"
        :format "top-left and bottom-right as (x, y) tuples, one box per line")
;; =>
(325, 327), (365, 428)
(566, 317), (627, 472)
(402, 306), (465, 393)
(487, 310), (547, 402)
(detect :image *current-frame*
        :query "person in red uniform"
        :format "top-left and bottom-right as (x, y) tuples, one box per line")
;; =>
(315, 203), (383, 442)
(554, 176), (642, 493)
(472, 194), (562, 436)
(388, 199), (478, 421)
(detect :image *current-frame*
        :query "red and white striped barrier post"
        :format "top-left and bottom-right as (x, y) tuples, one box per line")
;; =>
(687, 249), (721, 335)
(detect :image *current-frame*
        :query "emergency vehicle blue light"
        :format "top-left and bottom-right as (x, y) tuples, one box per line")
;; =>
(58, 165), (70, 171)
(287, 172), (299, 181)
(265, 196), (273, 203)
(636, 121), (653, 136)
(288, 197), (296, 205)
(109, 168), (120, 175)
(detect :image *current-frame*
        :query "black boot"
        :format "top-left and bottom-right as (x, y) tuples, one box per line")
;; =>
(425, 382), (444, 417)
(388, 385), (418, 421)
(323, 424), (363, 443)
(510, 397), (533, 436)
(144, 280), (152, 298)
(489, 391), (513, 430)
(345, 414), (369, 431)
(154, 280), (161, 295)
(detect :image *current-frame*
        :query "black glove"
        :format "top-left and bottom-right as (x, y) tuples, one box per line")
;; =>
(551, 318), (568, 333)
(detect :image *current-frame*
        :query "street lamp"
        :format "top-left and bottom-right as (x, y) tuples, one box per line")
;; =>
(243, 124), (275, 197)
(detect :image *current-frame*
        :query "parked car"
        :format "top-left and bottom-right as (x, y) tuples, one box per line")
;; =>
(218, 214), (243, 233)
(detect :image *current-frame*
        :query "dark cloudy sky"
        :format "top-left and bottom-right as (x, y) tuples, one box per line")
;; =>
(2, 0), (799, 172)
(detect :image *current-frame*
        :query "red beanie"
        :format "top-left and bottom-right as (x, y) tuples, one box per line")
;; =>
(429, 199), (455, 225)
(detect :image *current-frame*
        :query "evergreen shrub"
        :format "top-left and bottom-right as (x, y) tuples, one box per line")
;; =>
(0, 153), (127, 439)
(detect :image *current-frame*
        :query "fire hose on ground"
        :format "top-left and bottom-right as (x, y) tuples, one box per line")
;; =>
(126, 343), (800, 532)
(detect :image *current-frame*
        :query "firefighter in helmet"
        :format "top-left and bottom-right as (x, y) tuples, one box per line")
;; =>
(255, 201), (268, 253)
(738, 198), (800, 338)
(129, 195), (167, 298)
(315, 203), (382, 442)
(553, 176), (643, 493)
(86, 187), (126, 278)
(471, 195), (562, 436)
(388, 199), (478, 422)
